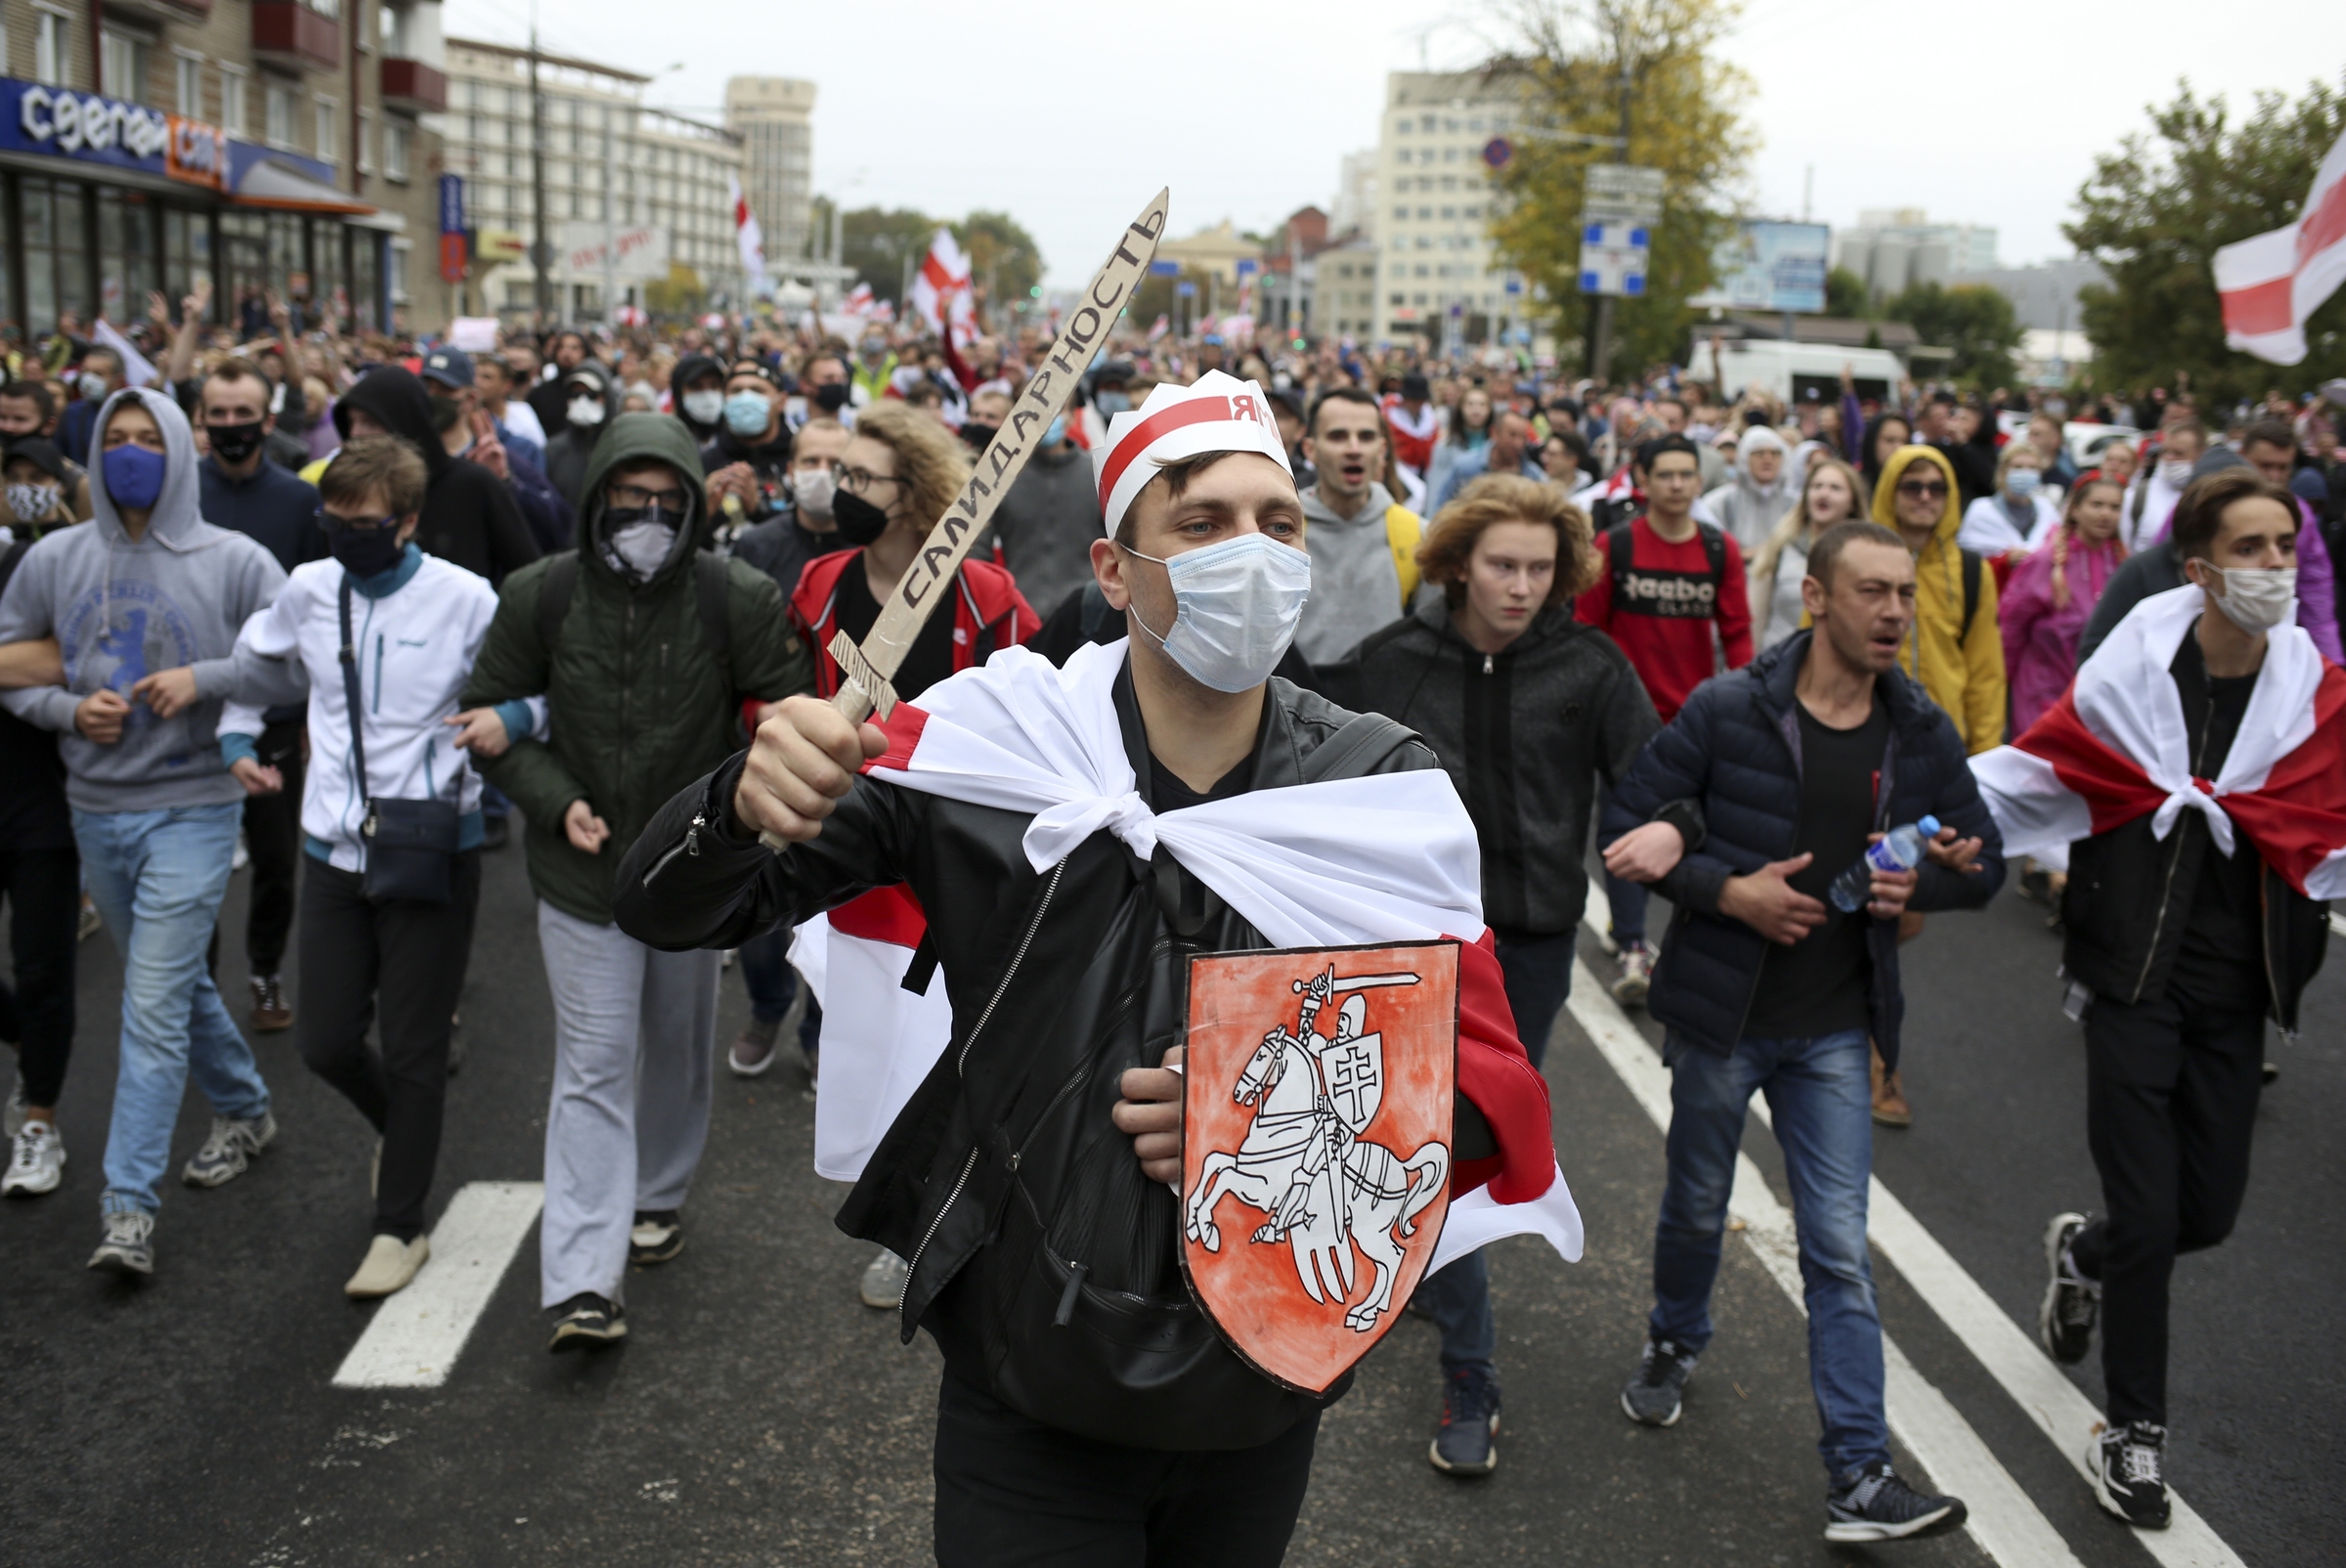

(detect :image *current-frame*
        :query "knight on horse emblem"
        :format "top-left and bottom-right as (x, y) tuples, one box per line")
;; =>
(1180, 941), (1459, 1394)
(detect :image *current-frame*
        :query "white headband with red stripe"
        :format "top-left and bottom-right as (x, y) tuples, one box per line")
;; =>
(1091, 370), (1293, 537)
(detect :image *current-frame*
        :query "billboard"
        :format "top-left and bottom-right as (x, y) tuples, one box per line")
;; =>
(556, 223), (671, 282)
(1691, 221), (1831, 314)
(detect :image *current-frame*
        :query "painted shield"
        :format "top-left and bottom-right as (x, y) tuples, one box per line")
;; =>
(1179, 939), (1458, 1396)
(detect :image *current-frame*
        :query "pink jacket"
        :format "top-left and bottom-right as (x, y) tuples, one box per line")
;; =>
(2000, 535), (2126, 734)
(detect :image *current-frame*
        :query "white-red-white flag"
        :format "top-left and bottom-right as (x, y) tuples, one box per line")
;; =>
(1147, 313), (1170, 342)
(2214, 124), (2346, 366)
(841, 283), (875, 318)
(1972, 586), (2346, 897)
(730, 176), (766, 294)
(909, 228), (975, 334)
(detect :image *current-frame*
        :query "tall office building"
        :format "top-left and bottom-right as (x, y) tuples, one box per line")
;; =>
(443, 36), (744, 319)
(1372, 70), (1530, 346)
(724, 76), (815, 265)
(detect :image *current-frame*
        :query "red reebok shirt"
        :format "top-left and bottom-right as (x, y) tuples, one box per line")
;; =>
(1575, 515), (1754, 720)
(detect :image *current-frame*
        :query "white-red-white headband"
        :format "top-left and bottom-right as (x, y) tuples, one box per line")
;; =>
(1092, 370), (1293, 537)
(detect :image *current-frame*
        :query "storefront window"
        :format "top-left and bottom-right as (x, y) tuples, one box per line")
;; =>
(221, 211), (269, 336)
(98, 189), (160, 325)
(353, 229), (380, 332)
(162, 209), (214, 319)
(0, 179), (16, 345)
(19, 179), (93, 333)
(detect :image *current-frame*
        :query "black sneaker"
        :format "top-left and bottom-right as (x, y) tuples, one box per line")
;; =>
(629, 1210), (684, 1266)
(1825, 1461), (1967, 1542)
(1620, 1335), (1696, 1426)
(2089, 1421), (2171, 1529)
(2038, 1212), (2099, 1364)
(1428, 1366), (1499, 1476)
(547, 1292), (628, 1352)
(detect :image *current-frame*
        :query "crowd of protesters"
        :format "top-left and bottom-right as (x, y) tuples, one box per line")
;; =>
(1, 286), (2341, 1551)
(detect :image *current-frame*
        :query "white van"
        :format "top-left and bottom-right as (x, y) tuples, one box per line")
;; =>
(1687, 337), (1908, 410)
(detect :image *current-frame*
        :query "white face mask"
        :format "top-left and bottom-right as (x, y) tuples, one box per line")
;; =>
(788, 466), (835, 519)
(2157, 456), (2194, 486)
(681, 388), (725, 424)
(568, 397), (606, 427)
(1125, 534), (1312, 694)
(608, 518), (676, 581)
(2196, 562), (2298, 634)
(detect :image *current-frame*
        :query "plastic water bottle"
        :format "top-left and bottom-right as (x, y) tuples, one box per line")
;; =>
(1828, 816), (1939, 913)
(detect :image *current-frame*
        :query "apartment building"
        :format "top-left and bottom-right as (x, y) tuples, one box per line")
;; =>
(1372, 70), (1529, 347)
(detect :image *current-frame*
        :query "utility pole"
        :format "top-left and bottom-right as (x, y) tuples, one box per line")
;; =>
(600, 97), (617, 324)
(529, 8), (551, 327)
(1588, 39), (1633, 381)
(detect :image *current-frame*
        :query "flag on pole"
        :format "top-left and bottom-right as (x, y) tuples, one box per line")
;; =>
(92, 318), (160, 389)
(1148, 313), (1170, 342)
(909, 228), (976, 334)
(842, 283), (876, 318)
(730, 176), (766, 295)
(2214, 124), (2346, 366)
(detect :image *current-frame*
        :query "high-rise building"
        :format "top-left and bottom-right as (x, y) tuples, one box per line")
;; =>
(1832, 209), (2001, 298)
(724, 76), (815, 267)
(1371, 71), (1529, 347)
(443, 36), (744, 320)
(1330, 149), (1378, 235)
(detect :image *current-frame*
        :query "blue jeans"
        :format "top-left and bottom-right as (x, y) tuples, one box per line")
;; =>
(1597, 783), (1647, 946)
(1424, 931), (1575, 1375)
(74, 804), (271, 1215)
(1649, 1027), (1886, 1480)
(736, 924), (823, 1052)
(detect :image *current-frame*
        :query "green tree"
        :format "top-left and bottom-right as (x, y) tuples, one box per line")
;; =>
(2065, 75), (2346, 404)
(842, 207), (937, 306)
(1825, 266), (1871, 320)
(953, 211), (1044, 321)
(1483, 0), (1756, 378)
(1885, 281), (2023, 391)
(642, 264), (707, 323)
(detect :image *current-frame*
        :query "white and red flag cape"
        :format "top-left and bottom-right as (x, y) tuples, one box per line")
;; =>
(909, 228), (977, 335)
(729, 176), (766, 295)
(1971, 585), (2346, 896)
(2214, 123), (2346, 366)
(808, 636), (1581, 1272)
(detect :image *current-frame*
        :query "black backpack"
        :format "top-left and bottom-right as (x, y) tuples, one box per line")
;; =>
(1603, 518), (1729, 599)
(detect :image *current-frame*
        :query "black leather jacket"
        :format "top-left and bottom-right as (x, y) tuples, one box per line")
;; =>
(613, 663), (1448, 1449)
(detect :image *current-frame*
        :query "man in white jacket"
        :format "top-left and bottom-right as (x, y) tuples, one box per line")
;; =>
(197, 436), (527, 1298)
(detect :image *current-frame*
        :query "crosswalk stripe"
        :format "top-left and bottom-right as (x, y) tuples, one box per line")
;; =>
(331, 1181), (543, 1389)
(1579, 891), (2247, 1567)
(1565, 957), (2084, 1568)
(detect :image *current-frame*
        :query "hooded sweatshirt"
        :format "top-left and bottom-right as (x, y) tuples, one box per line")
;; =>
(1870, 444), (2007, 754)
(1296, 479), (1410, 664)
(336, 367), (540, 586)
(1699, 426), (1798, 551)
(0, 388), (286, 811)
(669, 351), (727, 445)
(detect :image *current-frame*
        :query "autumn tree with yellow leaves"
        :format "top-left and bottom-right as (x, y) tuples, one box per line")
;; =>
(1481, 0), (1756, 378)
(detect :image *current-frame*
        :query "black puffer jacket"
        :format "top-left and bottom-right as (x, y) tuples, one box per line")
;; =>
(1325, 598), (1662, 937)
(612, 664), (1445, 1451)
(1601, 630), (2006, 1067)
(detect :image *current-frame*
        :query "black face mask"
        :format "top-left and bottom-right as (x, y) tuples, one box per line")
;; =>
(324, 517), (408, 579)
(208, 419), (267, 464)
(812, 383), (850, 414)
(830, 487), (893, 547)
(428, 393), (466, 435)
(959, 421), (997, 453)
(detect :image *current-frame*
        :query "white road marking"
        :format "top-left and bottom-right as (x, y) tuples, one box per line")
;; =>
(1578, 890), (2248, 1567)
(1567, 959), (2082, 1568)
(2330, 911), (2345, 940)
(331, 1181), (543, 1389)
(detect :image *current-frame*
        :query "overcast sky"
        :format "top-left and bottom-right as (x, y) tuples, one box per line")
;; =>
(447, 0), (2346, 285)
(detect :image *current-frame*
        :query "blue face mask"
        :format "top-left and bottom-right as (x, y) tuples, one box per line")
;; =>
(2006, 468), (2042, 500)
(1093, 390), (1131, 417)
(723, 391), (772, 437)
(102, 444), (167, 511)
(1042, 415), (1068, 448)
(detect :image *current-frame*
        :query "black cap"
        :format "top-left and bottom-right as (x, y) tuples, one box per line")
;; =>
(1400, 371), (1430, 401)
(728, 360), (789, 395)
(3, 435), (69, 483)
(420, 346), (474, 390)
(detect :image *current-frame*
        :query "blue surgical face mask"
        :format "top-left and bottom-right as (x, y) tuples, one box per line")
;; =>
(723, 391), (772, 437)
(1094, 390), (1131, 417)
(2006, 468), (2042, 500)
(1043, 415), (1068, 449)
(102, 444), (167, 511)
(1124, 533), (1313, 693)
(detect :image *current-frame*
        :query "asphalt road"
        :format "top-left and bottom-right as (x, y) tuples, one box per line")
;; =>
(1, 832), (2335, 1567)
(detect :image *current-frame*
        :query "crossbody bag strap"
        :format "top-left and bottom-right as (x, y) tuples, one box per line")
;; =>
(337, 573), (368, 798)
(1300, 710), (1419, 784)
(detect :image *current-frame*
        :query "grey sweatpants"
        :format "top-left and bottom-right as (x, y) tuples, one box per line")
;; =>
(537, 900), (721, 1307)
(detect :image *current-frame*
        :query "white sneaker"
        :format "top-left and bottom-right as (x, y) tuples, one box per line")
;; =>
(88, 1209), (154, 1275)
(182, 1110), (278, 1187)
(3, 1119), (65, 1197)
(232, 832), (250, 872)
(344, 1234), (430, 1298)
(859, 1247), (909, 1309)
(1611, 941), (1655, 1007)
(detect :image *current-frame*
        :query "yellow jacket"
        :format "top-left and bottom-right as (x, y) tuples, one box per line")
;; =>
(1871, 445), (2007, 755)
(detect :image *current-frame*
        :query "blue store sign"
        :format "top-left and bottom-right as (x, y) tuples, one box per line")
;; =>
(1, 77), (172, 175)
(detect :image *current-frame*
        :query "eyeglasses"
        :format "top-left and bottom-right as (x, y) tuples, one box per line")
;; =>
(833, 463), (901, 496)
(607, 482), (688, 517)
(1896, 479), (1950, 499)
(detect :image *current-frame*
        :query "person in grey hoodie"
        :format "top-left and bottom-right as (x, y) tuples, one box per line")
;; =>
(0, 387), (286, 1278)
(1699, 423), (1798, 552)
(1295, 387), (1421, 665)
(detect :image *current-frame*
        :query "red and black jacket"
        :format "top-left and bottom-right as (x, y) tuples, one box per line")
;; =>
(788, 549), (1039, 703)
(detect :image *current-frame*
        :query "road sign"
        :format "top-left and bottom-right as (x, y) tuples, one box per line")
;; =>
(437, 173), (469, 283)
(1482, 137), (1512, 170)
(1149, 259), (1181, 277)
(1583, 162), (1665, 222)
(1176, 281), (1196, 297)
(1578, 221), (1649, 298)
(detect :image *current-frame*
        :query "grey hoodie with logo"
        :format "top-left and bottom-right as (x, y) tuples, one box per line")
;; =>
(1296, 479), (1408, 665)
(0, 387), (286, 812)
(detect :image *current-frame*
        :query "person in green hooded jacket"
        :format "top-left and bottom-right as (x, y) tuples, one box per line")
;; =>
(460, 411), (812, 1351)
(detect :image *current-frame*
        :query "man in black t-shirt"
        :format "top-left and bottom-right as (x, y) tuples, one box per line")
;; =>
(1600, 521), (2002, 1544)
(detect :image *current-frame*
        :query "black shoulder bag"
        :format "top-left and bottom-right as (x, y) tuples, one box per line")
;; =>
(340, 575), (460, 903)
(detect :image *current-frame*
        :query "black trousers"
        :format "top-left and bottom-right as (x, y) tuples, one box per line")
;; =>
(241, 719), (307, 975)
(295, 850), (480, 1240)
(0, 846), (79, 1107)
(2069, 987), (2265, 1427)
(932, 1374), (1320, 1568)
